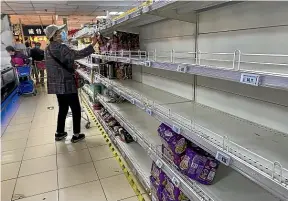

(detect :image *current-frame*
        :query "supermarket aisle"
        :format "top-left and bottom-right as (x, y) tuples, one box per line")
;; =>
(1, 87), (149, 201)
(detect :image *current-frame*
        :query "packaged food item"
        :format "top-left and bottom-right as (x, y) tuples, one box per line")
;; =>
(158, 123), (187, 155)
(151, 162), (167, 186)
(119, 128), (134, 143)
(179, 148), (219, 185)
(150, 176), (164, 201)
(162, 145), (182, 168)
(164, 178), (189, 201)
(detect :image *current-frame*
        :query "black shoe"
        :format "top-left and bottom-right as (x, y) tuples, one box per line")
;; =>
(55, 132), (68, 141)
(71, 134), (85, 143)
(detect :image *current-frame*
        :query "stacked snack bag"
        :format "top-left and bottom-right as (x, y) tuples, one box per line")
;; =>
(150, 162), (189, 201)
(157, 123), (219, 185)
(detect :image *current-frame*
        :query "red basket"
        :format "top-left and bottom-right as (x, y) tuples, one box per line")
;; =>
(35, 61), (46, 70)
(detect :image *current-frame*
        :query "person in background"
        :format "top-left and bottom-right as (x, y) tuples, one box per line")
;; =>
(30, 42), (45, 85)
(5, 46), (30, 67)
(44, 24), (97, 143)
(25, 41), (31, 57)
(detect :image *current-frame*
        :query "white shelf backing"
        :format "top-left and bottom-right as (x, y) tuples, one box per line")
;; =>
(91, 51), (288, 91)
(95, 93), (282, 201)
(81, 92), (152, 191)
(92, 74), (288, 200)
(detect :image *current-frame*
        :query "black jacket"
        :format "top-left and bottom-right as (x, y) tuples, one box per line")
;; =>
(30, 47), (44, 65)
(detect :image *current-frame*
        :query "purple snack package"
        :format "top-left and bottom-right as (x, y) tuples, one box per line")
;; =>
(151, 162), (167, 186)
(162, 145), (182, 168)
(157, 123), (187, 155)
(179, 148), (219, 185)
(164, 178), (189, 201)
(150, 176), (164, 201)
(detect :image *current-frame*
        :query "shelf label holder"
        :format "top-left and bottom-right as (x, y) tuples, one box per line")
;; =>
(240, 73), (260, 86)
(216, 151), (231, 166)
(146, 108), (153, 116)
(172, 124), (181, 134)
(145, 61), (151, 67)
(172, 177), (180, 187)
(177, 65), (187, 73)
(155, 159), (163, 169)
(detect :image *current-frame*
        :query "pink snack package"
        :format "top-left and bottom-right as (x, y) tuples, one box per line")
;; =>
(157, 123), (187, 155)
(179, 148), (219, 185)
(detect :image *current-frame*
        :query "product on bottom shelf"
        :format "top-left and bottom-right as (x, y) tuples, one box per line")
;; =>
(151, 162), (167, 186)
(164, 177), (189, 201)
(119, 127), (134, 143)
(179, 148), (219, 185)
(150, 176), (165, 201)
(157, 123), (187, 155)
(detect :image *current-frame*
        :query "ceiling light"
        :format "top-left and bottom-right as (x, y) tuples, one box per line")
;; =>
(96, 16), (107, 19)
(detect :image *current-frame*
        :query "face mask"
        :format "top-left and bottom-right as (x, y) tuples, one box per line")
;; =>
(35, 45), (40, 49)
(60, 30), (67, 42)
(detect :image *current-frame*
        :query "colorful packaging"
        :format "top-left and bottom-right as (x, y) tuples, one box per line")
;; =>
(162, 145), (182, 168)
(158, 123), (187, 155)
(179, 148), (219, 185)
(151, 162), (167, 186)
(164, 178), (189, 201)
(150, 176), (164, 201)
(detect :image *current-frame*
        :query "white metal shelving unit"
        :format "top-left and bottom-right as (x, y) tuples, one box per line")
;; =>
(73, 1), (288, 200)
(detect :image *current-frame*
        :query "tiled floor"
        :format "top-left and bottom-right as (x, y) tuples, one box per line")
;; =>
(1, 87), (150, 201)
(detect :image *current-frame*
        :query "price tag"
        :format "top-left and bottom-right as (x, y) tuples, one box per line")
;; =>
(133, 135), (137, 142)
(177, 65), (187, 73)
(172, 177), (180, 187)
(145, 61), (151, 67)
(146, 108), (152, 116)
(131, 99), (135, 104)
(240, 73), (260, 86)
(172, 124), (181, 134)
(216, 151), (231, 166)
(126, 58), (131, 63)
(155, 159), (163, 168)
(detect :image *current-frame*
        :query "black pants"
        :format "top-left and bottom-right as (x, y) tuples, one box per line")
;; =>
(56, 93), (81, 134)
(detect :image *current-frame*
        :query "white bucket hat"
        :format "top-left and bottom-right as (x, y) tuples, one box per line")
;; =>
(44, 24), (66, 39)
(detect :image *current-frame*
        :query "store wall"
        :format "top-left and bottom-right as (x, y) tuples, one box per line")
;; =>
(138, 19), (196, 100)
(196, 1), (288, 133)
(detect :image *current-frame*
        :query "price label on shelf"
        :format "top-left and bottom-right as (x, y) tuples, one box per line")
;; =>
(177, 65), (187, 73)
(145, 61), (151, 67)
(216, 151), (231, 166)
(240, 73), (260, 86)
(126, 58), (131, 63)
(146, 108), (153, 116)
(172, 124), (181, 134)
(130, 99), (135, 104)
(155, 159), (163, 168)
(172, 177), (180, 187)
(133, 135), (137, 142)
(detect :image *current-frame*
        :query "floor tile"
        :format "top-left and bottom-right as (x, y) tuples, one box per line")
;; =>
(59, 181), (106, 201)
(1, 138), (27, 152)
(86, 135), (107, 148)
(94, 158), (122, 179)
(2, 130), (30, 141)
(83, 127), (102, 137)
(23, 143), (56, 160)
(12, 113), (34, 121)
(19, 155), (57, 177)
(1, 149), (25, 164)
(101, 174), (135, 201)
(16, 191), (58, 201)
(58, 162), (98, 188)
(14, 170), (58, 198)
(89, 145), (113, 161)
(56, 140), (87, 154)
(57, 149), (92, 168)
(5, 123), (31, 133)
(120, 196), (139, 201)
(9, 117), (33, 126)
(29, 125), (56, 137)
(1, 179), (16, 201)
(1, 162), (21, 181)
(26, 134), (54, 147)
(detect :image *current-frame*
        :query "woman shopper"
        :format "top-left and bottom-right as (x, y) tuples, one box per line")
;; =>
(44, 24), (97, 143)
(6, 46), (30, 67)
(30, 42), (45, 85)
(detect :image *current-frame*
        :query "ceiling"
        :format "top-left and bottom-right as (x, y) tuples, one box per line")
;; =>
(1, 0), (140, 29)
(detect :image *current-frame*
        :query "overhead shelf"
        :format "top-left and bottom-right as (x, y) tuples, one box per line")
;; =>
(76, 59), (99, 69)
(91, 91), (282, 201)
(91, 52), (288, 91)
(92, 73), (288, 200)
